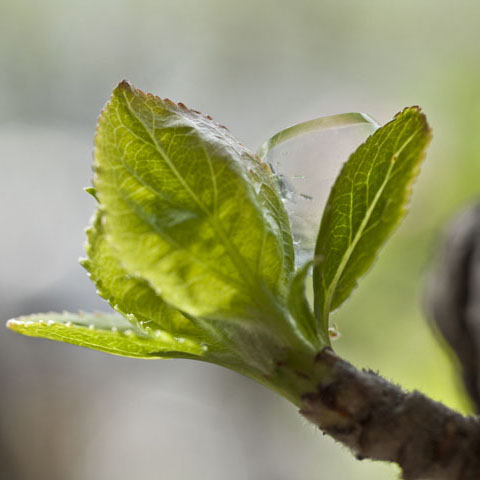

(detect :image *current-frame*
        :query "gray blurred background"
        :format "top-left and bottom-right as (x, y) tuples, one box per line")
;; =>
(2, 1), (480, 478)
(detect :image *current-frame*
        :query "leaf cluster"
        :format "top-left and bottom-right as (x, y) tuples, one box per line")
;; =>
(7, 82), (431, 399)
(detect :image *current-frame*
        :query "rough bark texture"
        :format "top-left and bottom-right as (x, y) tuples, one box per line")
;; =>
(297, 204), (480, 478)
(300, 348), (480, 480)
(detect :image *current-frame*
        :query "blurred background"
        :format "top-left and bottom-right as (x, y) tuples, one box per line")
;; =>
(1, 1), (480, 478)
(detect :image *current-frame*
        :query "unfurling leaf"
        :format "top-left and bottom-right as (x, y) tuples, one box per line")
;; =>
(6, 81), (432, 405)
(313, 107), (432, 332)
(287, 261), (326, 346)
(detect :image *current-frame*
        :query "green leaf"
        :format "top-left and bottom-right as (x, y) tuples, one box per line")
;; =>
(93, 81), (294, 326)
(288, 261), (327, 347)
(81, 209), (215, 344)
(313, 107), (432, 331)
(6, 312), (204, 359)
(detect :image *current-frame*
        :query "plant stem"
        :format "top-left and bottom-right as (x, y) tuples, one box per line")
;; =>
(298, 348), (480, 480)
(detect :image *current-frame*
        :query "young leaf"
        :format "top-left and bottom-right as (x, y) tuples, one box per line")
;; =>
(313, 107), (432, 331)
(288, 261), (327, 347)
(6, 312), (204, 358)
(94, 81), (294, 326)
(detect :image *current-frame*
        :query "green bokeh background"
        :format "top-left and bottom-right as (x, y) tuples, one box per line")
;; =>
(2, 1), (480, 479)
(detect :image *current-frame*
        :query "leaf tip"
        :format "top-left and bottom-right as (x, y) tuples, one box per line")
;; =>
(6, 318), (23, 332)
(396, 105), (432, 134)
(116, 79), (135, 93)
(394, 105), (421, 117)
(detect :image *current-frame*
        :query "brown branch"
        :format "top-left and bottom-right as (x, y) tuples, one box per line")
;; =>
(299, 348), (480, 480)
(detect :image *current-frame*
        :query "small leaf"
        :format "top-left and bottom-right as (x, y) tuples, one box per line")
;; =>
(93, 81), (294, 326)
(313, 107), (432, 331)
(288, 261), (327, 347)
(6, 312), (204, 358)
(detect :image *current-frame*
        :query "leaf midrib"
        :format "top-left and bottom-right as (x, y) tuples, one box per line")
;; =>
(97, 119), (252, 292)
(119, 92), (279, 312)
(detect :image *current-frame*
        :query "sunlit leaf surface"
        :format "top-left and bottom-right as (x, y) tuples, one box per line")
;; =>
(313, 107), (432, 331)
(82, 209), (214, 343)
(7, 312), (204, 358)
(94, 82), (294, 324)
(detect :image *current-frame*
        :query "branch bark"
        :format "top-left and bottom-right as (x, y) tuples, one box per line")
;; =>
(299, 348), (480, 480)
